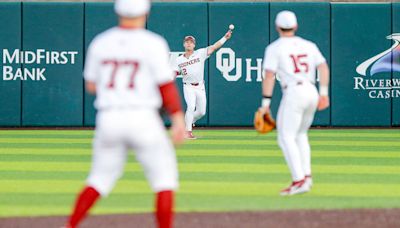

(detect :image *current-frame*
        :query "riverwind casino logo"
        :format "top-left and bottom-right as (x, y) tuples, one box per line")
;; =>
(2, 49), (79, 81)
(355, 33), (400, 99)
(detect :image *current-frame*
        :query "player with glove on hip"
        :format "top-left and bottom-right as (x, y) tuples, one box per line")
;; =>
(64, 0), (185, 227)
(259, 11), (330, 196)
(174, 28), (233, 139)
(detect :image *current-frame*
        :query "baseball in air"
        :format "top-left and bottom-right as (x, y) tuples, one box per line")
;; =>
(229, 24), (235, 30)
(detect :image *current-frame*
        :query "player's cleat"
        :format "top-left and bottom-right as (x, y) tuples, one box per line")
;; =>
(305, 175), (313, 188)
(185, 131), (197, 140)
(280, 179), (310, 196)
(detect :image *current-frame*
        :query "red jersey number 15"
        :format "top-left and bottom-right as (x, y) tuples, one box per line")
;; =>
(290, 54), (309, 74)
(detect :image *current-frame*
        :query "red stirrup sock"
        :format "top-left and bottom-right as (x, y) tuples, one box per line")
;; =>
(156, 190), (174, 228)
(68, 186), (100, 228)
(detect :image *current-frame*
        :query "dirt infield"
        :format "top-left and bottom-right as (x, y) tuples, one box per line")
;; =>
(1, 209), (400, 228)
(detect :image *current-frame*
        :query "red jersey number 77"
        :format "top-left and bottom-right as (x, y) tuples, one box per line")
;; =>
(102, 60), (140, 89)
(290, 54), (309, 74)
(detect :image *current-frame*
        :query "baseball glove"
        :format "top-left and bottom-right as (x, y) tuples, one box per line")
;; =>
(254, 110), (276, 134)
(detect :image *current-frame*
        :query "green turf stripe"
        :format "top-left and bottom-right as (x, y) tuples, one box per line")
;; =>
(176, 164), (400, 174)
(1, 180), (399, 197)
(0, 171), (90, 180)
(0, 148), (91, 154)
(2, 193), (400, 208)
(179, 151), (400, 158)
(0, 133), (399, 141)
(0, 180), (150, 194)
(2, 138), (399, 147)
(179, 144), (400, 151)
(176, 156), (400, 166)
(0, 205), (152, 217)
(0, 138), (92, 143)
(2, 154), (400, 166)
(0, 154), (93, 162)
(1, 162), (399, 174)
(201, 136), (400, 141)
(0, 143), (398, 151)
(0, 129), (398, 135)
(2, 151), (400, 158)
(1, 171), (399, 185)
(181, 140), (400, 146)
(0, 149), (398, 158)
(0, 143), (92, 149)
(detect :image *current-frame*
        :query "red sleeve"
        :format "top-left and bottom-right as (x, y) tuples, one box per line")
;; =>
(159, 81), (182, 115)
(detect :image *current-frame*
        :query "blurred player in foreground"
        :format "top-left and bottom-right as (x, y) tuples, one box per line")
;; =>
(64, 0), (185, 227)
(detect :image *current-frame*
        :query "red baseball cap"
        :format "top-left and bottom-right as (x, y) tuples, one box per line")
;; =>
(184, 35), (196, 44)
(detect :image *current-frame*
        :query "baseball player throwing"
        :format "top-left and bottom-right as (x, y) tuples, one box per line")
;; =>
(259, 11), (330, 196)
(64, 0), (185, 227)
(174, 29), (233, 139)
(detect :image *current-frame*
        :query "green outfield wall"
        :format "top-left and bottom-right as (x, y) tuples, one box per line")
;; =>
(0, 2), (399, 127)
(0, 3), (21, 126)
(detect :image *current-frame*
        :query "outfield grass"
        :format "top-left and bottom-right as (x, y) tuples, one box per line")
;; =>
(0, 129), (399, 217)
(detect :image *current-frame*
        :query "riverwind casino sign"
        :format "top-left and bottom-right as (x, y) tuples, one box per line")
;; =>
(355, 33), (400, 99)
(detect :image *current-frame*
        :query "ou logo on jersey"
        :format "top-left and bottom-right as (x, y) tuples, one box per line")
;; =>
(216, 48), (265, 82)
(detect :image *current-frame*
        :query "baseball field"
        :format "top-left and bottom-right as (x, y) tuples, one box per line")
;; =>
(0, 129), (400, 227)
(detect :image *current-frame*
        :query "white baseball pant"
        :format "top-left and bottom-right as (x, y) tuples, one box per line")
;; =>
(277, 81), (319, 182)
(86, 109), (179, 196)
(183, 82), (206, 131)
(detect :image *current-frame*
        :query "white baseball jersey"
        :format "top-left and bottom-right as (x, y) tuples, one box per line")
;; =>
(264, 36), (325, 184)
(174, 48), (209, 83)
(84, 27), (178, 195)
(263, 36), (326, 87)
(84, 27), (174, 110)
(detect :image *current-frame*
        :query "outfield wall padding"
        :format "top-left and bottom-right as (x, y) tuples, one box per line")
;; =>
(84, 2), (116, 126)
(331, 3), (392, 127)
(0, 3), (21, 126)
(0, 2), (399, 127)
(21, 3), (84, 126)
(208, 3), (269, 126)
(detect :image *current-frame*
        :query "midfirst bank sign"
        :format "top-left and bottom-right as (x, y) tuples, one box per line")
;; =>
(2, 49), (79, 81)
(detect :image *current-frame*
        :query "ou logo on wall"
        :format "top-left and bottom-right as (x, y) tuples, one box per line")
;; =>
(354, 33), (400, 99)
(170, 48), (265, 82)
(216, 48), (264, 82)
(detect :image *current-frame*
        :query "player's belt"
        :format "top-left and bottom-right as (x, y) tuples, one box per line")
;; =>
(184, 82), (200, 86)
(283, 81), (303, 90)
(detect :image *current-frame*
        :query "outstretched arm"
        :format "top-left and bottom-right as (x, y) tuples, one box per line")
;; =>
(207, 30), (232, 56)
